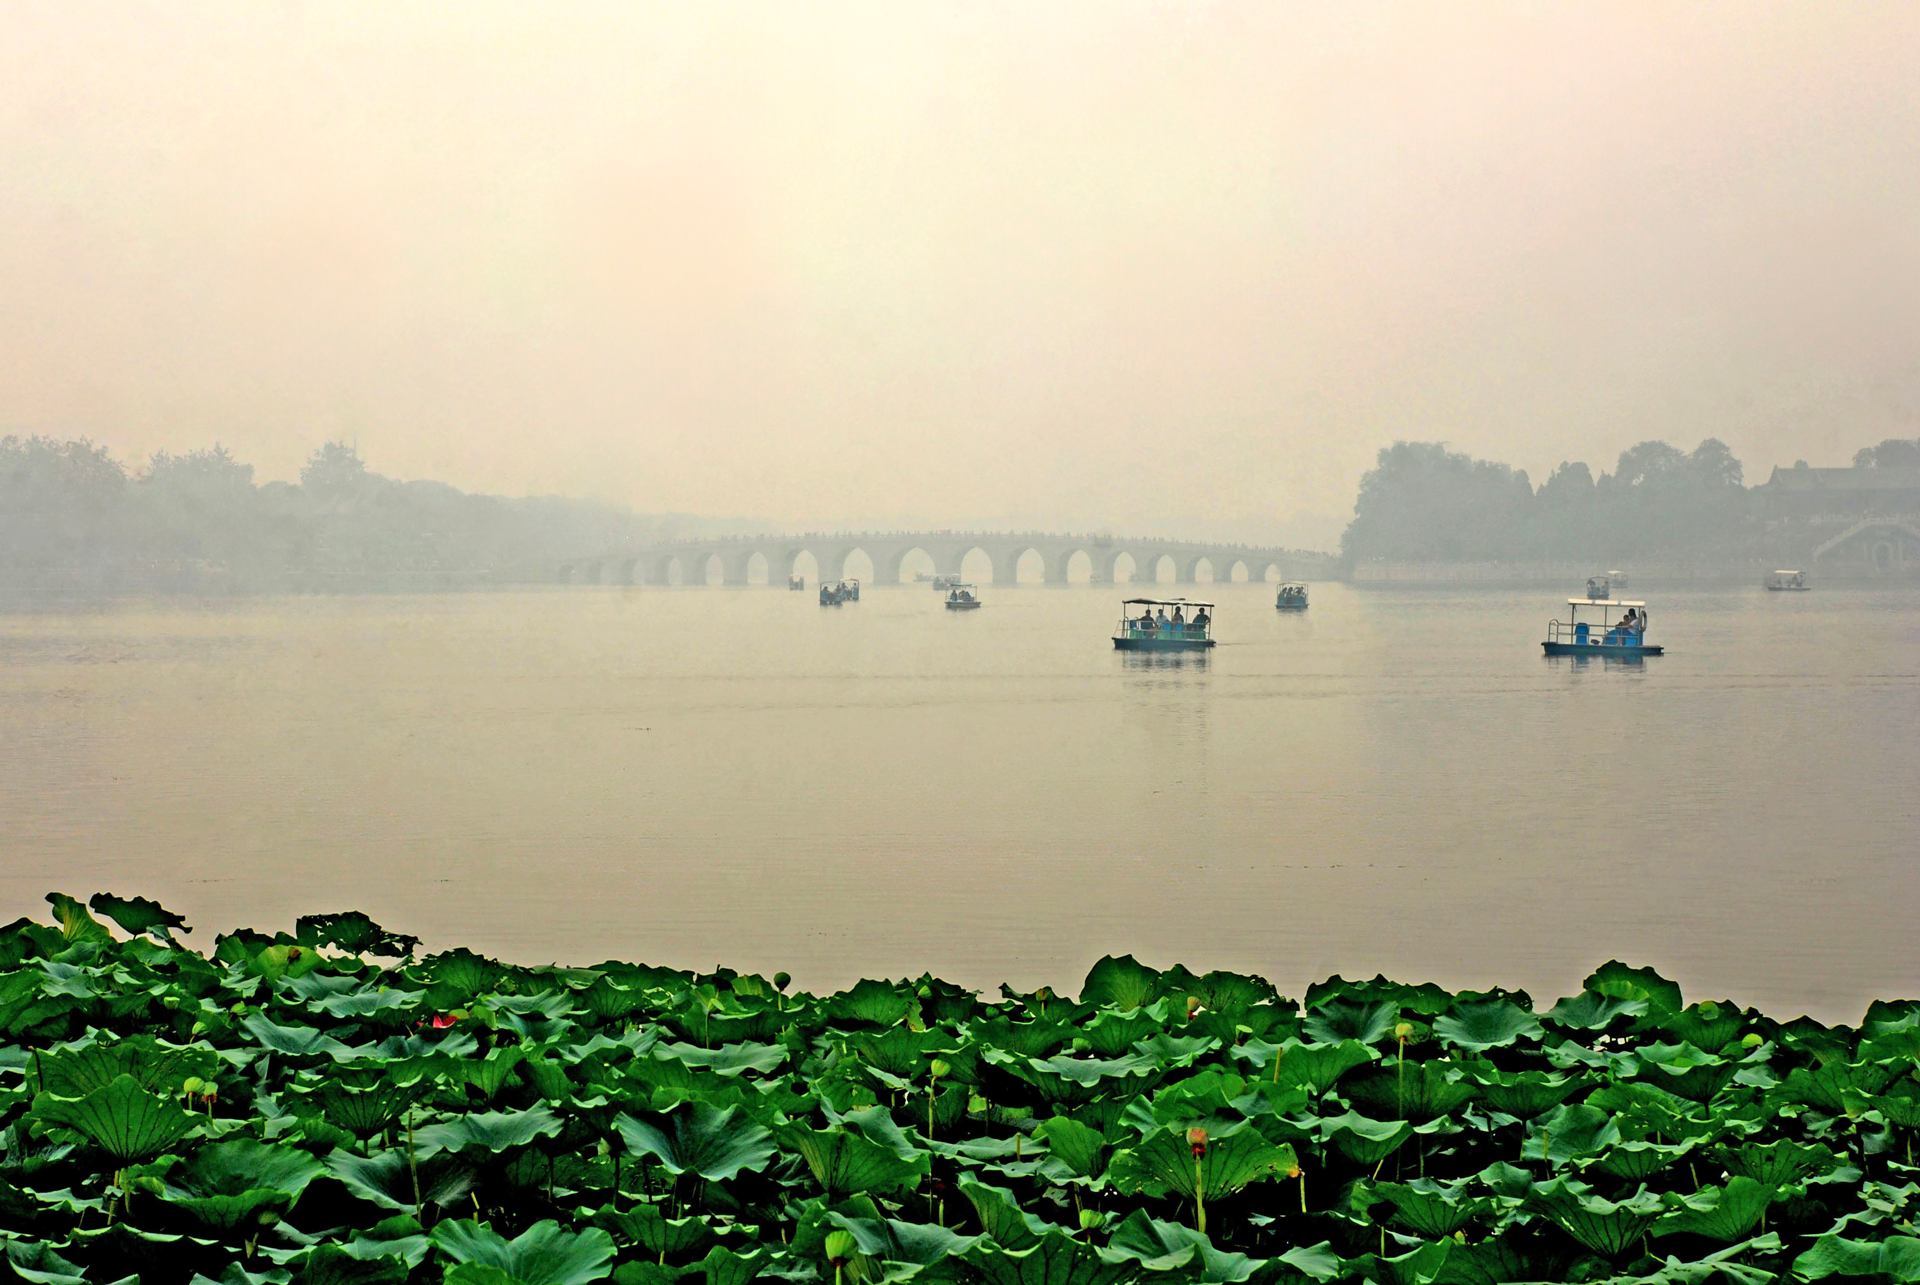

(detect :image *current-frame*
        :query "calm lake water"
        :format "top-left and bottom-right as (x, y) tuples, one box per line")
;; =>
(2, 583), (1915, 1019)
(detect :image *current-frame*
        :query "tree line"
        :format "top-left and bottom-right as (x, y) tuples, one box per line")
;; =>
(0, 437), (709, 593)
(1341, 437), (1919, 565)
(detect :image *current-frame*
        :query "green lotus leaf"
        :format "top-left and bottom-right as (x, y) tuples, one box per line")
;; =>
(1522, 1103), (1621, 1166)
(1081, 955), (1161, 1010)
(1265, 1039), (1377, 1095)
(1173, 969), (1281, 1016)
(1590, 1138), (1693, 1181)
(825, 1210), (979, 1277)
(323, 1148), (477, 1214)
(652, 1041), (786, 1078)
(1108, 1123), (1295, 1201)
(1652, 1176), (1774, 1243)
(1715, 1138), (1844, 1188)
(1342, 1238), (1454, 1285)
(1542, 990), (1648, 1032)
(1033, 1116), (1109, 1181)
(960, 1228), (1139, 1285)
(1317, 1110), (1416, 1166)
(32, 1073), (201, 1164)
(240, 1013), (359, 1062)
(1793, 1233), (1920, 1281)
(600, 1204), (712, 1259)
(129, 1138), (324, 1234)
(1104, 1212), (1260, 1282)
(1, 1235), (91, 1285)
(1360, 1178), (1487, 1238)
(824, 980), (912, 1028)
(1433, 1001), (1542, 1052)
(88, 894), (190, 941)
(36, 1036), (215, 1097)
(1583, 962), (1683, 1019)
(694, 1247), (766, 1285)
(411, 1105), (563, 1159)
(291, 1243), (410, 1285)
(957, 1179), (1055, 1251)
(44, 894), (113, 945)
(293, 913), (419, 958)
(782, 1122), (929, 1197)
(462, 1048), (526, 1100)
(1302, 999), (1397, 1046)
(614, 1101), (775, 1182)
(1459, 1063), (1578, 1115)
(431, 1219), (616, 1285)
(1070, 1007), (1166, 1058)
(339, 1215), (433, 1269)
(1656, 1001), (1745, 1054)
(1343, 1060), (1478, 1120)
(1529, 1178), (1662, 1258)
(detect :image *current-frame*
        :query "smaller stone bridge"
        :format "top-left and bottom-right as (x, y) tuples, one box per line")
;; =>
(544, 530), (1335, 587)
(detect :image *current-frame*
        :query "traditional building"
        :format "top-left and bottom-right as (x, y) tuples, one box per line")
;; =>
(1759, 465), (1920, 578)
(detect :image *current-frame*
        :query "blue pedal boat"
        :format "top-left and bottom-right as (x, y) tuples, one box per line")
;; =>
(1114, 597), (1215, 651)
(1543, 597), (1664, 656)
(1275, 582), (1309, 611)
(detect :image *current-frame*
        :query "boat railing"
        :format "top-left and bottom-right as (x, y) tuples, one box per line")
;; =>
(1547, 619), (1647, 645)
(1116, 621), (1212, 640)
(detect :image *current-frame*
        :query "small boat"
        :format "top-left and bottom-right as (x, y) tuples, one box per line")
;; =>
(1113, 597), (1214, 651)
(1765, 569), (1810, 591)
(818, 579), (858, 606)
(1586, 575), (1611, 600)
(944, 583), (983, 611)
(788, 575), (806, 591)
(931, 574), (962, 592)
(1543, 597), (1663, 656)
(1275, 582), (1309, 611)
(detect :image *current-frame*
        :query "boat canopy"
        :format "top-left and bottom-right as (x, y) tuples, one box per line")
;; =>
(1123, 597), (1214, 608)
(1772, 569), (1802, 576)
(1568, 598), (1645, 608)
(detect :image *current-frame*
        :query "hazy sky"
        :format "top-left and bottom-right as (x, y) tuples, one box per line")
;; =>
(6, 3), (1918, 546)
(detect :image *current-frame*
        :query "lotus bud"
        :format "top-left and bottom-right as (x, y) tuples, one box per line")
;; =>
(773, 972), (791, 992)
(1034, 986), (1055, 1003)
(181, 1076), (205, 1095)
(929, 1059), (951, 1080)
(1741, 1033), (1763, 1049)
(824, 1230), (857, 1267)
(1187, 996), (1202, 1018)
(1393, 1021), (1415, 1040)
(1187, 1126), (1208, 1158)
(1078, 1209), (1106, 1232)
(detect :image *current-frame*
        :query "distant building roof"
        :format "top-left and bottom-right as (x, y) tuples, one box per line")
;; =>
(1764, 466), (1920, 491)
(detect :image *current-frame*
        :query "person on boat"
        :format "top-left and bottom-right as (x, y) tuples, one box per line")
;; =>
(1156, 607), (1169, 630)
(1193, 607), (1210, 632)
(1171, 606), (1185, 631)
(1138, 609), (1156, 631)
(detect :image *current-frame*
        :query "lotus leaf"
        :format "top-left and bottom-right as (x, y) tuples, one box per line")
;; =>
(431, 1220), (616, 1285)
(1433, 1001), (1542, 1052)
(411, 1105), (564, 1159)
(615, 1101), (775, 1182)
(32, 1073), (201, 1164)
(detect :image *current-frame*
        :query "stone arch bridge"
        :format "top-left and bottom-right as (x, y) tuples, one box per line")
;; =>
(546, 531), (1334, 588)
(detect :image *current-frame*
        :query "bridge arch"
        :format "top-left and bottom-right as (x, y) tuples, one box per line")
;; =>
(1262, 562), (1284, 583)
(1183, 555), (1214, 584)
(651, 553), (683, 586)
(1008, 547), (1046, 585)
(1054, 548), (1093, 584)
(1138, 554), (1174, 586)
(1222, 558), (1249, 583)
(891, 546), (938, 584)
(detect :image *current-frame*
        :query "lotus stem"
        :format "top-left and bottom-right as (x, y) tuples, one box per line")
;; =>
(612, 1151), (621, 1211)
(406, 1109), (422, 1220)
(1193, 1154), (1206, 1234)
(1298, 1171), (1307, 1214)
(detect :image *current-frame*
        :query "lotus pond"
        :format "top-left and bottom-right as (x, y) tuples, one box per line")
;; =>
(5, 896), (1920, 1285)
